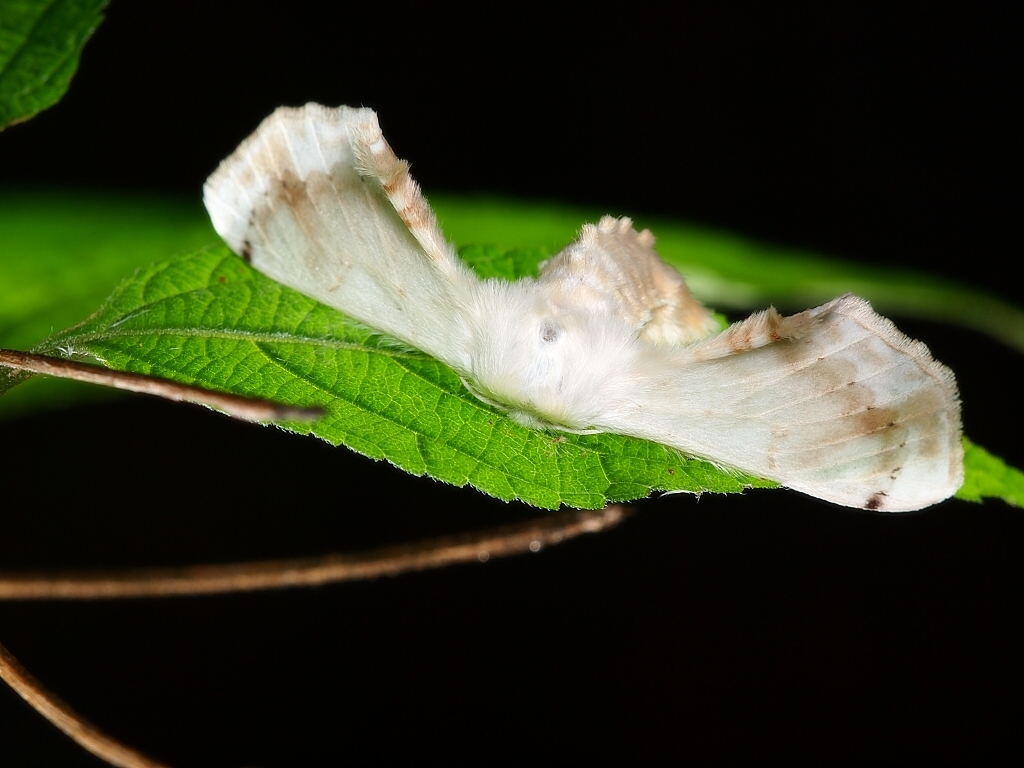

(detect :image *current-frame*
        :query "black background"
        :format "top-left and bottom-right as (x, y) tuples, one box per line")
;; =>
(1, 2), (1021, 765)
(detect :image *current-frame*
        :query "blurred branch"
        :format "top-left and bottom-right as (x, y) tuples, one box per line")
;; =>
(0, 506), (631, 600)
(0, 641), (171, 768)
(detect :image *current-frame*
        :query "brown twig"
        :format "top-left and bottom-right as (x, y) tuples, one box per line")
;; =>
(0, 348), (324, 422)
(0, 506), (630, 600)
(0, 507), (629, 766)
(0, 641), (172, 768)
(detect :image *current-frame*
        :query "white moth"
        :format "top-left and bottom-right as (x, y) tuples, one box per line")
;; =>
(203, 103), (963, 511)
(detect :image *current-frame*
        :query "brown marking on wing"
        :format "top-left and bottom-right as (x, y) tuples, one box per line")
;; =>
(231, 157), (257, 191)
(258, 166), (357, 280)
(856, 402), (900, 435)
(380, 175), (419, 229)
(784, 359), (954, 508)
(914, 423), (945, 463)
(693, 307), (805, 361)
(276, 168), (308, 209)
(396, 198), (429, 233)
(727, 323), (755, 353)
(865, 492), (888, 511)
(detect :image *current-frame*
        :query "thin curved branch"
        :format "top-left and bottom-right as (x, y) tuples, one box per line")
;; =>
(0, 348), (324, 422)
(0, 641), (172, 768)
(0, 506), (630, 600)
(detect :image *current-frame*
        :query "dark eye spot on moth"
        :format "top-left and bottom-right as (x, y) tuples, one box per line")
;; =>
(541, 323), (560, 343)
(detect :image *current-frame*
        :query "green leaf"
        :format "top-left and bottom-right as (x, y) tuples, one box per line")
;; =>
(3, 192), (1022, 509)
(14, 247), (774, 510)
(0, 0), (109, 130)
(956, 438), (1024, 508)
(0, 191), (219, 414)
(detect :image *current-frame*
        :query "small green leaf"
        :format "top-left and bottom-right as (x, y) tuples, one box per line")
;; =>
(19, 248), (774, 510)
(0, 0), (109, 130)
(956, 438), (1024, 508)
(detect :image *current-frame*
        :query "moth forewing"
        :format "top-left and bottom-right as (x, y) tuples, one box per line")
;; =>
(204, 102), (964, 511)
(600, 296), (963, 510)
(203, 104), (479, 370)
